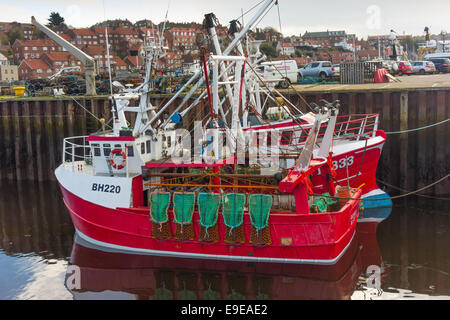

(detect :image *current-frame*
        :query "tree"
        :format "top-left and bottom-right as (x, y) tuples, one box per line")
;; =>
(260, 43), (277, 58)
(400, 37), (419, 54)
(7, 27), (23, 45)
(1, 33), (9, 45)
(47, 12), (65, 27)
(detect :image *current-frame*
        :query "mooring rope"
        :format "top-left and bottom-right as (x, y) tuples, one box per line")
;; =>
(60, 96), (113, 129)
(314, 174), (449, 201)
(377, 178), (450, 201)
(385, 118), (449, 135)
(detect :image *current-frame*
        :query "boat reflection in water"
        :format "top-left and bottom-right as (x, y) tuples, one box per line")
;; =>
(65, 206), (392, 300)
(352, 206), (393, 299)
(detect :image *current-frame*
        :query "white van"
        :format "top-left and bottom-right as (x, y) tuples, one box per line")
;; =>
(260, 60), (298, 89)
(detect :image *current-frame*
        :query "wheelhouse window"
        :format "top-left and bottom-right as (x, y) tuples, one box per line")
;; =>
(103, 144), (111, 157)
(127, 146), (134, 157)
(146, 140), (151, 154)
(141, 142), (145, 154)
(281, 131), (293, 145)
(92, 144), (101, 157)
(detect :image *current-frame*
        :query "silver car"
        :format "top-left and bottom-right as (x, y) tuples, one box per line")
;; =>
(412, 61), (436, 74)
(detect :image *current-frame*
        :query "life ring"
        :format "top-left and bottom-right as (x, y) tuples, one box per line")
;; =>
(110, 148), (127, 170)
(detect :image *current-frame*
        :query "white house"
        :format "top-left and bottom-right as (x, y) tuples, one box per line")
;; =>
(334, 40), (354, 52)
(0, 53), (9, 66)
(277, 42), (295, 56)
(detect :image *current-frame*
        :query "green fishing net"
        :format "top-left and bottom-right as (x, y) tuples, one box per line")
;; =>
(222, 193), (246, 230)
(312, 193), (337, 213)
(248, 194), (273, 231)
(198, 193), (221, 229)
(149, 192), (170, 224)
(173, 193), (196, 225)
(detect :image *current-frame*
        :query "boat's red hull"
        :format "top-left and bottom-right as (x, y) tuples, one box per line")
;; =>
(311, 131), (386, 196)
(60, 185), (361, 265)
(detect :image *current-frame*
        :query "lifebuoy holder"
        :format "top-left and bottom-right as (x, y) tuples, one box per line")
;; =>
(110, 148), (127, 170)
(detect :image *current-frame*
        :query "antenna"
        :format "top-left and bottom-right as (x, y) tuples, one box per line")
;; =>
(103, 0), (116, 120)
(159, 0), (171, 48)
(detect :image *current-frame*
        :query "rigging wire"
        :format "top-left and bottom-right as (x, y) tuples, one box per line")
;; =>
(233, 0), (266, 23)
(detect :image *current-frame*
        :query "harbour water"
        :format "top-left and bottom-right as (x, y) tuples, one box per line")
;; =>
(0, 180), (448, 300)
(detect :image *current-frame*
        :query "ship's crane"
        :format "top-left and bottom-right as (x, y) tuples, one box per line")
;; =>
(31, 16), (97, 95)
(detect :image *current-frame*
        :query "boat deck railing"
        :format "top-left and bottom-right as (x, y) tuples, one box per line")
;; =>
(280, 114), (380, 147)
(62, 136), (92, 171)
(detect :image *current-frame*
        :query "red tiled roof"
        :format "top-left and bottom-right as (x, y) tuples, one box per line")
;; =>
(111, 56), (127, 67)
(14, 39), (53, 47)
(169, 27), (196, 33)
(22, 59), (50, 70)
(166, 52), (181, 59)
(82, 45), (106, 56)
(92, 27), (106, 34)
(113, 27), (137, 36)
(59, 34), (73, 41)
(43, 51), (74, 61)
(140, 27), (158, 35)
(124, 55), (142, 67)
(71, 28), (96, 37)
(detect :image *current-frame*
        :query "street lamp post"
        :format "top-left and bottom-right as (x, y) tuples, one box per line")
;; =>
(441, 30), (447, 53)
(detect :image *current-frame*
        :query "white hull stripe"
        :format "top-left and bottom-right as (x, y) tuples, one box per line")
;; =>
(75, 229), (356, 266)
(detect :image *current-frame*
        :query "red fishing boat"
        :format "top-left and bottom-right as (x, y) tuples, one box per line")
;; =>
(57, 102), (362, 265)
(55, 1), (389, 266)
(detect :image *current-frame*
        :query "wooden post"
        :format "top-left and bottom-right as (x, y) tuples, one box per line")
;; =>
(348, 93), (357, 115)
(55, 99), (65, 166)
(67, 100), (75, 138)
(22, 101), (36, 181)
(399, 92), (409, 194)
(435, 91), (447, 197)
(416, 91), (427, 207)
(0, 102), (10, 181)
(33, 101), (45, 182)
(45, 100), (56, 181)
(365, 92), (373, 115)
(12, 101), (23, 181)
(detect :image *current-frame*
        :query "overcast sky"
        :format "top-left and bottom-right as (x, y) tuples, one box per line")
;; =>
(1, 0), (449, 39)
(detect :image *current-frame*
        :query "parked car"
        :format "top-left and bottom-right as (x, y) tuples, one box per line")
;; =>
(381, 60), (398, 73)
(411, 61), (436, 75)
(260, 60), (298, 88)
(298, 61), (335, 81)
(331, 64), (340, 76)
(424, 58), (450, 73)
(397, 61), (413, 76)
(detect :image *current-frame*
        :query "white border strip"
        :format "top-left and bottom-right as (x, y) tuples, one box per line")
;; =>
(75, 229), (355, 266)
